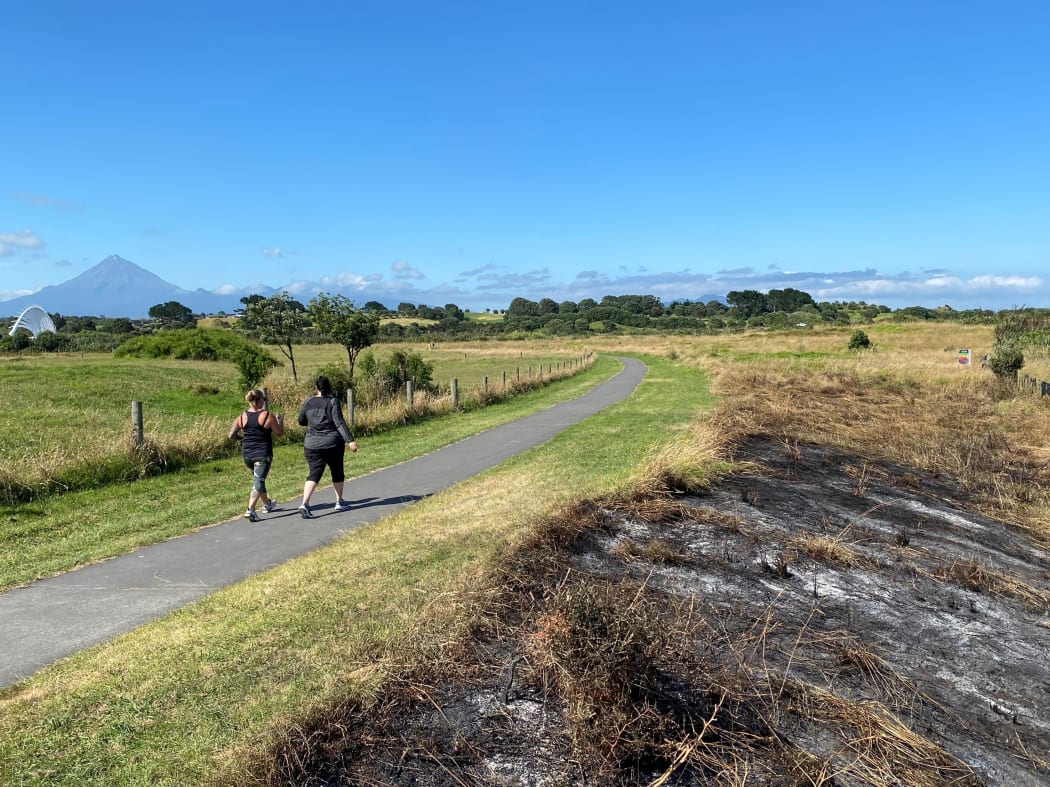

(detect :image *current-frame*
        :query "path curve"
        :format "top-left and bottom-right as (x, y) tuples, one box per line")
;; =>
(0, 357), (647, 687)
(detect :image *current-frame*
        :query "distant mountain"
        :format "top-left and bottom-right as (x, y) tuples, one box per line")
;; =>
(0, 256), (253, 318)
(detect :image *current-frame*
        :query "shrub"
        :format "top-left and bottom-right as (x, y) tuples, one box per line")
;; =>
(235, 346), (279, 389)
(33, 331), (72, 352)
(988, 343), (1024, 380)
(352, 350), (437, 407)
(848, 330), (872, 351)
(315, 363), (353, 401)
(116, 328), (276, 364)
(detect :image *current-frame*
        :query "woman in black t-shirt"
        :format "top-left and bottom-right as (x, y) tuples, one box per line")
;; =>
(296, 375), (358, 518)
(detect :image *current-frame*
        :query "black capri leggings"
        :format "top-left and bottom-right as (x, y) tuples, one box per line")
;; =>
(304, 443), (346, 483)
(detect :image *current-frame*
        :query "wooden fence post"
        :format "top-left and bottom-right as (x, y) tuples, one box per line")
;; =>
(503, 370), (507, 390)
(347, 389), (356, 427)
(452, 378), (459, 409)
(131, 401), (144, 448)
(406, 380), (414, 408)
(483, 375), (488, 397)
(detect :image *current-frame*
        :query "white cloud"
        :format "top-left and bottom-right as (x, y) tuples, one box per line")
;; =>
(463, 264), (552, 291)
(0, 229), (45, 257)
(968, 274), (1041, 289)
(392, 260), (424, 281)
(264, 261), (1045, 313)
(10, 193), (83, 212)
(808, 272), (1044, 308)
(262, 247), (286, 258)
(0, 288), (35, 302)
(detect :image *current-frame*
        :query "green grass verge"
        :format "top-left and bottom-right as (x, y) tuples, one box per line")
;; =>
(0, 354), (714, 785)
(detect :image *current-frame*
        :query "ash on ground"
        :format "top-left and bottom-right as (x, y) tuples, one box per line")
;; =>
(280, 438), (1050, 786)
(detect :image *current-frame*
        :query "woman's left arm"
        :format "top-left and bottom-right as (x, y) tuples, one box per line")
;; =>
(330, 399), (355, 445)
(228, 414), (243, 441)
(265, 410), (285, 437)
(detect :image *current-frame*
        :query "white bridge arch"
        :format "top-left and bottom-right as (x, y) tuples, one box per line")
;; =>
(8, 305), (57, 337)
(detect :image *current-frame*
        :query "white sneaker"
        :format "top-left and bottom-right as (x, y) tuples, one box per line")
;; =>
(263, 499), (278, 513)
(334, 499), (352, 512)
(298, 505), (313, 519)
(244, 509), (259, 522)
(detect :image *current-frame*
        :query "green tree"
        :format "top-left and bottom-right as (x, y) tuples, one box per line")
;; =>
(240, 292), (307, 381)
(537, 298), (558, 315)
(33, 331), (71, 352)
(767, 288), (816, 313)
(726, 289), (770, 318)
(507, 297), (540, 317)
(234, 346), (279, 389)
(558, 300), (578, 314)
(148, 300), (196, 329)
(308, 293), (380, 379)
(7, 329), (31, 354)
(98, 317), (136, 334)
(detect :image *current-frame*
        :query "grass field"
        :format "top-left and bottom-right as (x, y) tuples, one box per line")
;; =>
(0, 348), (602, 593)
(0, 353), (711, 784)
(2, 324), (1049, 784)
(0, 341), (591, 505)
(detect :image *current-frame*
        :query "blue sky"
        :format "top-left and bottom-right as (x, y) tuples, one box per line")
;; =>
(3, 1), (1048, 312)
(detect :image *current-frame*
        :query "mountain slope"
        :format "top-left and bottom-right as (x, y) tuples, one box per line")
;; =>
(0, 256), (245, 318)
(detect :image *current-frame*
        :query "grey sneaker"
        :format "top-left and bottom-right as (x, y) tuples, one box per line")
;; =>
(263, 499), (278, 513)
(244, 509), (259, 522)
(334, 499), (352, 512)
(298, 505), (313, 519)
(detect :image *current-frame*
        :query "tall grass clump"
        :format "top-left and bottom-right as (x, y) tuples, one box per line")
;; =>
(0, 417), (237, 505)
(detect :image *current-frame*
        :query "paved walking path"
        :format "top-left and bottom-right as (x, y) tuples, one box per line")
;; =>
(0, 357), (646, 688)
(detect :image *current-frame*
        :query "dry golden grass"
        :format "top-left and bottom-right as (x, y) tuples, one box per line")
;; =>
(599, 323), (1050, 543)
(790, 683), (977, 786)
(793, 533), (866, 569)
(925, 558), (1050, 611)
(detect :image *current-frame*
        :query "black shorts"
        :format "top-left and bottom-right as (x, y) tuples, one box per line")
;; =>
(304, 443), (346, 483)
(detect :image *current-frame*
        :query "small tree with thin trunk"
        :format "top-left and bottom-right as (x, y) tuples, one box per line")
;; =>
(308, 292), (380, 380)
(239, 291), (307, 381)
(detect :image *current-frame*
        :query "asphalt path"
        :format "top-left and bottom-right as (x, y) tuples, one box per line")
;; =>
(0, 357), (646, 688)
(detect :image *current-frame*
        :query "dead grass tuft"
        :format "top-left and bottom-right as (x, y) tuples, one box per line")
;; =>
(613, 537), (694, 566)
(687, 506), (749, 533)
(790, 684), (980, 786)
(794, 533), (865, 569)
(928, 558), (1050, 610)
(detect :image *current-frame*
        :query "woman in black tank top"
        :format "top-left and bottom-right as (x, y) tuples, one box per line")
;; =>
(228, 388), (285, 521)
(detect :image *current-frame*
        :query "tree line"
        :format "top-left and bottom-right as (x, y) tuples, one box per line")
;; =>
(1, 287), (1006, 363)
